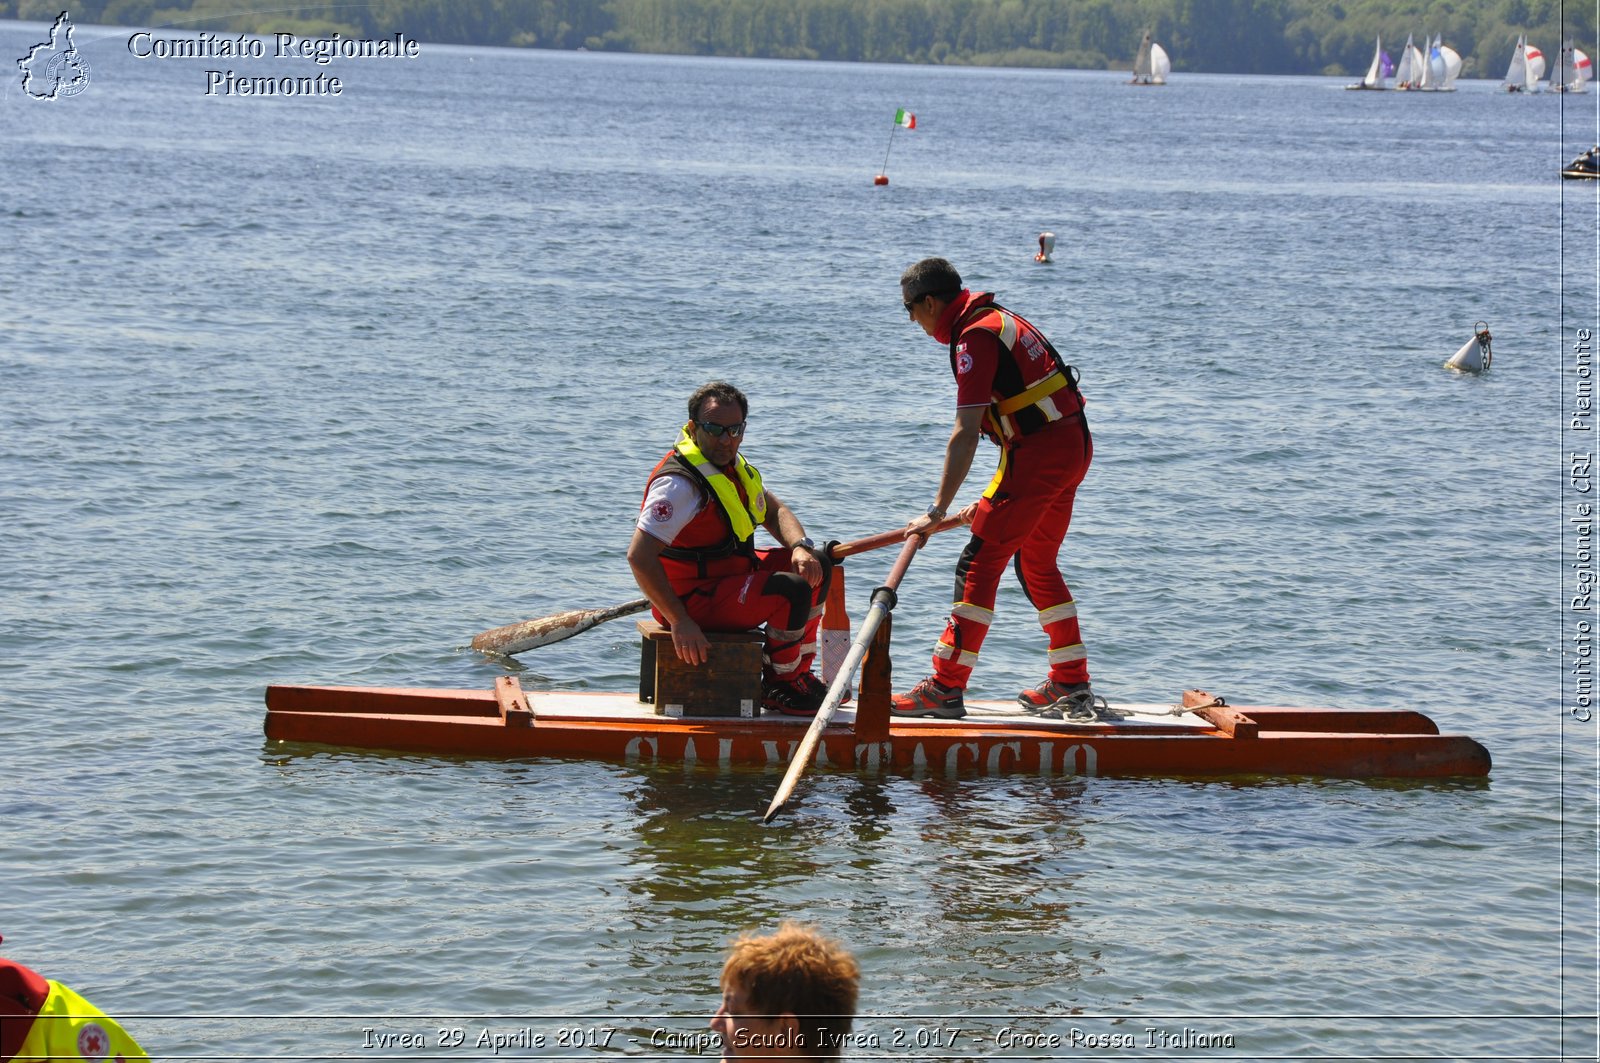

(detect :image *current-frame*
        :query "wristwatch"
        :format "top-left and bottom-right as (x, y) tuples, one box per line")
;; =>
(926, 505), (947, 521)
(795, 537), (817, 553)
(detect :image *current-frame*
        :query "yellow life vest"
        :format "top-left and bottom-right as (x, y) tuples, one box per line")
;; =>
(13, 979), (149, 1062)
(674, 425), (766, 541)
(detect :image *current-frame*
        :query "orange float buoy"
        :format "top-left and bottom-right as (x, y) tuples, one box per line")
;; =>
(873, 174), (889, 185)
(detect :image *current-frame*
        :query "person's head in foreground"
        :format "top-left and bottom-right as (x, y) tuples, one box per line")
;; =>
(710, 922), (860, 1061)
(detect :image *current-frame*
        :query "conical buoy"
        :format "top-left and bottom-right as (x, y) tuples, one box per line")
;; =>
(1444, 322), (1492, 373)
(873, 174), (889, 185)
(1035, 231), (1056, 262)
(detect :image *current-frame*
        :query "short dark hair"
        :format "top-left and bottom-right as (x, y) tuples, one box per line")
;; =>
(900, 257), (962, 303)
(721, 922), (860, 1061)
(688, 381), (749, 422)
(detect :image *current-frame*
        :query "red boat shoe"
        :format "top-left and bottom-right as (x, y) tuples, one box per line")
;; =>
(890, 676), (966, 719)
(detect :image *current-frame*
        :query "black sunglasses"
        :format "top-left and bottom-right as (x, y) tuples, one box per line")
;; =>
(696, 420), (746, 439)
(904, 294), (923, 317)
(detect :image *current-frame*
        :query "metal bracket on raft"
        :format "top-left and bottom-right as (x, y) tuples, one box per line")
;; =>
(496, 675), (536, 728)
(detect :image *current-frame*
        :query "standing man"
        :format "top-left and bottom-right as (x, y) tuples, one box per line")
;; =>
(629, 381), (834, 716)
(891, 257), (1098, 721)
(709, 922), (859, 1062)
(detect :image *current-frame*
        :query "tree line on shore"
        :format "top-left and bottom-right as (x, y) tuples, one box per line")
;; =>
(9, 0), (1593, 79)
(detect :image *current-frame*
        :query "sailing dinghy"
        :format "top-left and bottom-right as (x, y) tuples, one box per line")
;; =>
(1553, 40), (1592, 93)
(1346, 36), (1392, 89)
(1129, 32), (1170, 85)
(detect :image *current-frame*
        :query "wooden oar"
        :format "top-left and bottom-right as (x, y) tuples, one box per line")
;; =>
(762, 534), (925, 823)
(471, 599), (652, 656)
(471, 514), (964, 656)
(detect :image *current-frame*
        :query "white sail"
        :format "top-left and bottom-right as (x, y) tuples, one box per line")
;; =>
(1504, 35), (1530, 91)
(1554, 40), (1576, 90)
(1555, 42), (1591, 91)
(1440, 45), (1461, 88)
(1526, 43), (1546, 82)
(1419, 34), (1448, 89)
(1555, 43), (1593, 92)
(1361, 36), (1386, 87)
(1395, 34), (1420, 88)
(1150, 42), (1171, 83)
(1132, 32), (1152, 82)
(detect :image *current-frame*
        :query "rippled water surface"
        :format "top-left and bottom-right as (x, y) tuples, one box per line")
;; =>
(3, 18), (1597, 1061)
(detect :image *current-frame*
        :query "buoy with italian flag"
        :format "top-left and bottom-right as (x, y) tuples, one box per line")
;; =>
(875, 108), (915, 185)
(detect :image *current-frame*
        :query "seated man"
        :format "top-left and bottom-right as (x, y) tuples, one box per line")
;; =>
(629, 381), (833, 716)
(709, 922), (859, 1062)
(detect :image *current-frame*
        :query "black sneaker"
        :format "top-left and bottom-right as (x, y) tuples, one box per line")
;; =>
(890, 676), (966, 719)
(762, 672), (829, 716)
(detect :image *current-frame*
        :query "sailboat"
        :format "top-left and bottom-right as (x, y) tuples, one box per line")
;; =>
(1393, 34), (1425, 89)
(1415, 34), (1458, 90)
(1129, 32), (1170, 85)
(1346, 36), (1392, 89)
(1503, 35), (1542, 93)
(1553, 39), (1593, 93)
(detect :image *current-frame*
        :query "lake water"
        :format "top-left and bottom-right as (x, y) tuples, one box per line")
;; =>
(3, 16), (1597, 1061)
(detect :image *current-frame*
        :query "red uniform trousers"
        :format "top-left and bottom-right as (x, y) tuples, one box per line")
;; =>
(656, 547), (828, 683)
(931, 414), (1093, 690)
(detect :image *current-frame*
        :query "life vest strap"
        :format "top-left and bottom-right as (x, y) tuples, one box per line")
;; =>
(995, 371), (1069, 416)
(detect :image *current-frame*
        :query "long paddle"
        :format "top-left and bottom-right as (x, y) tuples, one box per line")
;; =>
(762, 534), (925, 823)
(471, 515), (963, 656)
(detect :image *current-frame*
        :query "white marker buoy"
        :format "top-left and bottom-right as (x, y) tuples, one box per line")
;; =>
(1445, 322), (1493, 373)
(1035, 231), (1056, 262)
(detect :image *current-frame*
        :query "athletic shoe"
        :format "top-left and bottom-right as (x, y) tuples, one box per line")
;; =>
(762, 672), (829, 716)
(1018, 678), (1090, 714)
(1028, 682), (1122, 723)
(890, 676), (967, 719)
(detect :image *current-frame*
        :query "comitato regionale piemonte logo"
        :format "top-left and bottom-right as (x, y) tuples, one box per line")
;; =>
(18, 11), (91, 99)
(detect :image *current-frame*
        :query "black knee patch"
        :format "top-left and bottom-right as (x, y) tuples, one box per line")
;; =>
(1012, 552), (1038, 607)
(763, 570), (813, 630)
(954, 534), (985, 601)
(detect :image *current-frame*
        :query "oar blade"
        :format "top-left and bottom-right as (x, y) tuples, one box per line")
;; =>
(472, 598), (650, 656)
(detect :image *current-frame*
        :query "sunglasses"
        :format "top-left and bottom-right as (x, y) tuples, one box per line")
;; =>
(904, 294), (923, 318)
(696, 420), (746, 439)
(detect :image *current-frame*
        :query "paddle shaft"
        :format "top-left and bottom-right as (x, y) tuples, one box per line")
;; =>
(762, 535), (924, 823)
(472, 515), (965, 656)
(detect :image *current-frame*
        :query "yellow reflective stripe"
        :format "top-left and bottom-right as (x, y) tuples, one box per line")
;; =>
(950, 601), (995, 625)
(982, 449), (1008, 498)
(675, 427), (767, 539)
(1048, 643), (1088, 664)
(995, 371), (1069, 416)
(1038, 601), (1079, 625)
(995, 310), (1019, 350)
(933, 640), (980, 667)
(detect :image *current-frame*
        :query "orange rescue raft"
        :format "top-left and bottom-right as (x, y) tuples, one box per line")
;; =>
(263, 678), (1491, 781)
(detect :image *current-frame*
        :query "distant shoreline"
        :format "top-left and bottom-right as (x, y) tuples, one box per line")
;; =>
(4, 0), (1588, 83)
